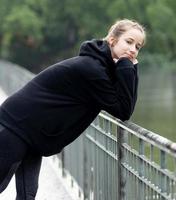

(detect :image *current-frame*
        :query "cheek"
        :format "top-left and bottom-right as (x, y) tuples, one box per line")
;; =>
(113, 45), (123, 57)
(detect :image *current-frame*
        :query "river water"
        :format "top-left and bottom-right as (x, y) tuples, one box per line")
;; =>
(132, 69), (176, 142)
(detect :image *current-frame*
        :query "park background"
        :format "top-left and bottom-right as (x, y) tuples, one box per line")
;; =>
(0, 0), (176, 142)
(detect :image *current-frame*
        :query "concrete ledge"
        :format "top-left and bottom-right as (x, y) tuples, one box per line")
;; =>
(48, 156), (84, 200)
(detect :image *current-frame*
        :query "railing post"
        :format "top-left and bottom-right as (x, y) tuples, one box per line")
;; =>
(160, 150), (167, 200)
(83, 133), (89, 200)
(117, 127), (126, 200)
(61, 150), (66, 177)
(138, 138), (145, 200)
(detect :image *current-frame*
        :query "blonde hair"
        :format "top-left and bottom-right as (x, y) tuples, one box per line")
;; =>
(104, 19), (146, 46)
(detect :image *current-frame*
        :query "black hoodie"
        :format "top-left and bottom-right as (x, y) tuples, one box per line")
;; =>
(0, 39), (138, 156)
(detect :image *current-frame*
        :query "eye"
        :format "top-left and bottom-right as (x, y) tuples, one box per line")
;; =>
(126, 40), (132, 44)
(136, 44), (141, 51)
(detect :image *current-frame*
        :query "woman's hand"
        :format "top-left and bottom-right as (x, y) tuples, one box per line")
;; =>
(113, 57), (138, 65)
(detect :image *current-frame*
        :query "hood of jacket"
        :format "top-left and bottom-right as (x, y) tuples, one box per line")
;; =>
(79, 39), (115, 68)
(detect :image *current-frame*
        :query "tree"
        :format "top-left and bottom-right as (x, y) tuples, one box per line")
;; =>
(146, 1), (176, 59)
(0, 0), (176, 71)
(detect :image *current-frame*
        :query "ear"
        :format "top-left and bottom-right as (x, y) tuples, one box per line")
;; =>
(108, 37), (117, 47)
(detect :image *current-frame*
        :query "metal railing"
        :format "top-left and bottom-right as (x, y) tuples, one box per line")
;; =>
(0, 60), (176, 200)
(59, 113), (176, 200)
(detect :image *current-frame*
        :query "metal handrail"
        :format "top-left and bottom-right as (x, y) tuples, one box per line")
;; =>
(100, 112), (176, 156)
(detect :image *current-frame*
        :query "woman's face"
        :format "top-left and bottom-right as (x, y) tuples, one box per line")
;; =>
(110, 28), (144, 63)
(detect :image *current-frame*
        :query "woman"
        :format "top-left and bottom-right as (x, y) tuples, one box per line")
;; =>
(0, 19), (146, 199)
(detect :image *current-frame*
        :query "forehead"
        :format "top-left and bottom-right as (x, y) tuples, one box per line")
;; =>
(121, 28), (144, 45)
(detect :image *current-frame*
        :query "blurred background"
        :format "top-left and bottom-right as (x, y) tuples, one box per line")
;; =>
(0, 0), (176, 141)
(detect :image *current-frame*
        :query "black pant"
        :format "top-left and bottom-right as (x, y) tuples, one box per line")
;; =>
(0, 124), (42, 200)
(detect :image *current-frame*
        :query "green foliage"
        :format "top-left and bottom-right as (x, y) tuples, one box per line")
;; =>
(3, 5), (44, 40)
(0, 0), (176, 72)
(146, 1), (176, 57)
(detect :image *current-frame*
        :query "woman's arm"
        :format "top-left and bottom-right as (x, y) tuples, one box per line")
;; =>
(85, 58), (138, 121)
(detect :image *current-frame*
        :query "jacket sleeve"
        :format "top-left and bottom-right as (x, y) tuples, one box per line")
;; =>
(86, 58), (138, 121)
(113, 58), (138, 120)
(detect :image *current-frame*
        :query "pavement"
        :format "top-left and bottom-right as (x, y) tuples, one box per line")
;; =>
(0, 88), (82, 200)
